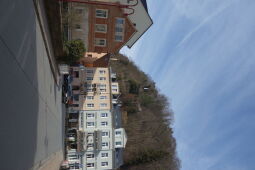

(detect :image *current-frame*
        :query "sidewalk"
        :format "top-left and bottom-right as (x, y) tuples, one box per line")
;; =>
(35, 151), (64, 170)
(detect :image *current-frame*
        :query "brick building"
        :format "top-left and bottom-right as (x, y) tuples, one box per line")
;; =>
(68, 2), (136, 53)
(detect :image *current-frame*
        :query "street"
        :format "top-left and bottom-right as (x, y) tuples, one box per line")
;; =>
(0, 0), (64, 170)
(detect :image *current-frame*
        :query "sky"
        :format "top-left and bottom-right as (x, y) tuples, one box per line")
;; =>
(121, 0), (255, 170)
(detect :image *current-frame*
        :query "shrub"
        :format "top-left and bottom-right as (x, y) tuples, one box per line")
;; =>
(61, 39), (86, 64)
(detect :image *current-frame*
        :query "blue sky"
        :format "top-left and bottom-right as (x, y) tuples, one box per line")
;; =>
(121, 0), (255, 170)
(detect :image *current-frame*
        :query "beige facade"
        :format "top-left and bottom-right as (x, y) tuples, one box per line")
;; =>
(70, 66), (111, 111)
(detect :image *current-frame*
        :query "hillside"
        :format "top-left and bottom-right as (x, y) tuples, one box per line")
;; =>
(110, 54), (180, 170)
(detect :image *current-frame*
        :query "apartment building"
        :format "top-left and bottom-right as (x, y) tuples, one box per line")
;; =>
(66, 0), (152, 53)
(92, 0), (153, 48)
(67, 1), (136, 53)
(68, 64), (126, 170)
(68, 65), (111, 111)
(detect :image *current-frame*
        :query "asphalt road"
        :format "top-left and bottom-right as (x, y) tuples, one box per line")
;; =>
(0, 1), (64, 170)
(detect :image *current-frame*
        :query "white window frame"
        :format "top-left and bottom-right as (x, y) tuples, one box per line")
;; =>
(86, 69), (93, 74)
(116, 141), (122, 146)
(95, 9), (108, 18)
(115, 18), (125, 42)
(101, 153), (108, 158)
(102, 142), (108, 147)
(102, 131), (109, 137)
(115, 35), (124, 42)
(87, 122), (95, 127)
(100, 103), (107, 107)
(112, 88), (118, 92)
(86, 163), (95, 168)
(115, 131), (121, 135)
(101, 162), (108, 167)
(99, 77), (106, 81)
(116, 17), (125, 25)
(100, 89), (106, 92)
(99, 70), (106, 74)
(86, 96), (94, 100)
(87, 113), (95, 118)
(95, 24), (107, 33)
(101, 113), (108, 118)
(87, 103), (94, 108)
(86, 154), (94, 158)
(100, 96), (107, 100)
(95, 38), (106, 47)
(101, 121), (108, 126)
(86, 77), (93, 81)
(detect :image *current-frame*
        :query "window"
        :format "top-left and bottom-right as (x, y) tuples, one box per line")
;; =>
(99, 84), (106, 88)
(86, 96), (94, 100)
(99, 77), (106, 81)
(96, 9), (108, 18)
(112, 85), (118, 88)
(86, 163), (94, 167)
(86, 69), (93, 74)
(102, 131), (109, 137)
(87, 88), (93, 92)
(100, 96), (107, 100)
(74, 71), (79, 78)
(101, 153), (108, 158)
(88, 132), (94, 136)
(86, 84), (93, 88)
(70, 104), (79, 107)
(101, 121), (108, 126)
(86, 113), (94, 118)
(75, 8), (83, 14)
(99, 70), (106, 74)
(116, 18), (125, 24)
(115, 141), (122, 146)
(115, 27), (123, 32)
(75, 24), (81, 30)
(86, 84), (93, 92)
(86, 77), (93, 81)
(102, 142), (108, 147)
(101, 113), (108, 118)
(72, 85), (80, 90)
(115, 18), (125, 42)
(112, 89), (118, 92)
(87, 103), (94, 108)
(95, 24), (107, 33)
(101, 162), (108, 167)
(86, 154), (94, 158)
(73, 94), (79, 101)
(100, 89), (106, 92)
(115, 35), (123, 41)
(87, 143), (94, 147)
(87, 122), (95, 127)
(95, 38), (106, 47)
(100, 103), (107, 107)
(115, 131), (121, 135)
